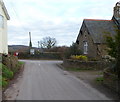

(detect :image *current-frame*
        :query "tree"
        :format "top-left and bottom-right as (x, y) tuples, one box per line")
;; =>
(105, 29), (120, 74)
(40, 37), (57, 49)
(64, 42), (82, 58)
(105, 30), (120, 98)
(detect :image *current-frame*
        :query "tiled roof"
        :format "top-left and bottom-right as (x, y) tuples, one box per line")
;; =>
(83, 19), (118, 43)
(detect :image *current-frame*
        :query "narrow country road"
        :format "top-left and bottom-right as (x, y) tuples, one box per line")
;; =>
(8, 60), (112, 100)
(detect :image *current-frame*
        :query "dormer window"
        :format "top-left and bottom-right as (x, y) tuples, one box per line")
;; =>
(0, 14), (4, 28)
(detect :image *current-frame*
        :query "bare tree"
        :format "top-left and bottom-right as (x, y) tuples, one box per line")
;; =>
(40, 37), (57, 49)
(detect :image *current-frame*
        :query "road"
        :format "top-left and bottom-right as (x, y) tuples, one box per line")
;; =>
(7, 60), (112, 100)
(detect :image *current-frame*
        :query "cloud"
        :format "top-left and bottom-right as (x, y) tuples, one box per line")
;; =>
(3, 0), (119, 47)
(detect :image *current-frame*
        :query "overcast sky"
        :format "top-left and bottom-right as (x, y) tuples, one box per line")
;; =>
(4, 0), (118, 47)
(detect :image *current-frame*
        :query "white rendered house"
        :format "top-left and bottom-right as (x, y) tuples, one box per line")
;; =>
(0, 0), (10, 54)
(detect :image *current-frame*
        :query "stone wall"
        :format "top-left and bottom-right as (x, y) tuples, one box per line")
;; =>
(63, 59), (109, 70)
(77, 23), (98, 58)
(77, 23), (108, 59)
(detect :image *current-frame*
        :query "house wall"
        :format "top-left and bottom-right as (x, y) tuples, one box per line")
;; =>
(0, 1), (8, 54)
(78, 24), (98, 58)
(77, 23), (107, 59)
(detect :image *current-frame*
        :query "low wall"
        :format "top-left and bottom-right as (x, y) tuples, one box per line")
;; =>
(63, 59), (109, 70)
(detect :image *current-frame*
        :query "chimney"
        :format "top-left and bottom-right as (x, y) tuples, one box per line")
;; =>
(114, 2), (120, 18)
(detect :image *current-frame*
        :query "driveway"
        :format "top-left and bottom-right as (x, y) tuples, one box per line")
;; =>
(4, 60), (112, 100)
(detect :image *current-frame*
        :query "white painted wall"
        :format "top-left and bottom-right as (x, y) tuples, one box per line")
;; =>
(0, 1), (8, 54)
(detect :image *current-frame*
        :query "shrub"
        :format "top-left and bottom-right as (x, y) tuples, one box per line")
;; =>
(64, 42), (82, 58)
(12, 61), (23, 73)
(0, 75), (2, 88)
(70, 55), (88, 61)
(1, 64), (13, 79)
(2, 77), (8, 87)
(0, 75), (8, 88)
(96, 77), (104, 83)
(105, 29), (120, 74)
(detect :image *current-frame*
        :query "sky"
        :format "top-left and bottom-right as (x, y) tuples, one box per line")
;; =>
(4, 0), (119, 47)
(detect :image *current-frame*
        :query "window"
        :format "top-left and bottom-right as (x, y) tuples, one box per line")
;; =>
(0, 14), (4, 28)
(119, 8), (120, 15)
(83, 41), (88, 54)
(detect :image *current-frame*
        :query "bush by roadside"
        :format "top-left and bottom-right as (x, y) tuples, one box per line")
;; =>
(18, 52), (62, 60)
(0, 64), (13, 88)
(0, 55), (24, 89)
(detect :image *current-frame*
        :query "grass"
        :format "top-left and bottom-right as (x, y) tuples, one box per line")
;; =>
(95, 77), (104, 83)
(2, 64), (13, 79)
(0, 61), (25, 88)
(18, 61), (25, 65)
(12, 61), (24, 73)
(0, 64), (13, 88)
(98, 71), (103, 75)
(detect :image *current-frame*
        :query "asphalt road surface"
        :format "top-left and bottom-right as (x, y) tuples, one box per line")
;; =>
(13, 60), (112, 100)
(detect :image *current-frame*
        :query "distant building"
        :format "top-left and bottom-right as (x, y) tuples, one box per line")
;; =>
(0, 0), (10, 54)
(76, 2), (120, 59)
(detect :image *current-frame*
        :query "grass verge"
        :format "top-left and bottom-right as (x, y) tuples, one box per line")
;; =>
(0, 61), (24, 89)
(95, 76), (104, 83)
(64, 67), (94, 71)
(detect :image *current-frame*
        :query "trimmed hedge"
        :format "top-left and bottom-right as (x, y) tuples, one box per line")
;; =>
(18, 52), (62, 60)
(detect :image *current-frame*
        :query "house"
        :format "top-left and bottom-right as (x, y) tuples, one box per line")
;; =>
(76, 2), (120, 59)
(0, 0), (10, 54)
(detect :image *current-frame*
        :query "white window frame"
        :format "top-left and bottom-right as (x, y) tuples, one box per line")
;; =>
(83, 41), (88, 54)
(0, 14), (4, 28)
(118, 8), (120, 15)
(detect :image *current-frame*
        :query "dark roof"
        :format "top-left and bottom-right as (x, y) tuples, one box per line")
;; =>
(83, 19), (118, 43)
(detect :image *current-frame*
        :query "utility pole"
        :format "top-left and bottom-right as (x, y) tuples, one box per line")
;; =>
(38, 41), (40, 48)
(29, 32), (32, 48)
(29, 32), (34, 55)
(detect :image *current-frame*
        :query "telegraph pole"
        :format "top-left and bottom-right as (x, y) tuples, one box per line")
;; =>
(38, 41), (40, 48)
(29, 32), (32, 48)
(29, 32), (35, 55)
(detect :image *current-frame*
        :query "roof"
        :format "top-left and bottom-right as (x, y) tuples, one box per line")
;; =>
(115, 17), (120, 27)
(0, 0), (10, 20)
(83, 19), (118, 43)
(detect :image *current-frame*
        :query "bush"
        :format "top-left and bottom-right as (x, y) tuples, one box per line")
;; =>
(12, 61), (23, 73)
(0, 63), (13, 88)
(0, 63), (13, 79)
(70, 55), (88, 61)
(64, 42), (82, 58)
(0, 75), (2, 88)
(0, 55), (23, 88)
(2, 77), (8, 87)
(18, 52), (62, 59)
